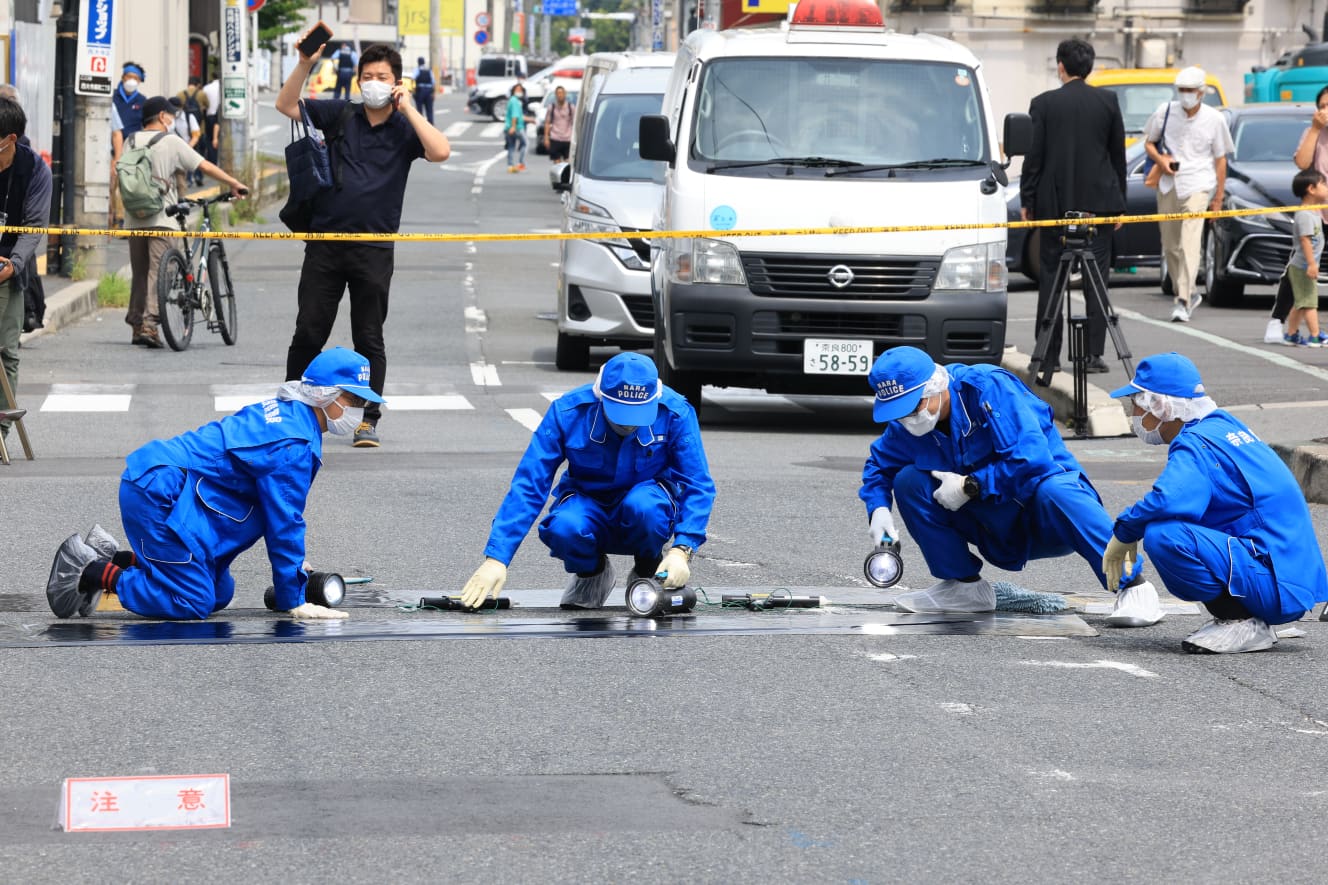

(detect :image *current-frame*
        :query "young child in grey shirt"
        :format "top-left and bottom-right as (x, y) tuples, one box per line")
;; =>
(1285, 169), (1328, 347)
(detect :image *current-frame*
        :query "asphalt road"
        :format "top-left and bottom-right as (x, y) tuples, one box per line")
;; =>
(3, 92), (1328, 883)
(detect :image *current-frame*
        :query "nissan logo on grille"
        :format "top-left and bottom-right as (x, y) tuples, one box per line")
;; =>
(827, 264), (854, 289)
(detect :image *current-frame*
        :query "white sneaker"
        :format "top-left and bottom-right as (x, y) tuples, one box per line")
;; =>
(1189, 293), (1204, 315)
(894, 578), (995, 613)
(1264, 318), (1285, 344)
(1170, 304), (1190, 323)
(1182, 617), (1278, 654)
(560, 557), (616, 609)
(1105, 580), (1165, 627)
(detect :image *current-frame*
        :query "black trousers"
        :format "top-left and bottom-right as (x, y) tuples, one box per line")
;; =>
(286, 241), (393, 424)
(1272, 274), (1294, 322)
(1035, 226), (1112, 364)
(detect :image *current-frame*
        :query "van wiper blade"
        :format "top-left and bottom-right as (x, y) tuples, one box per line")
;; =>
(707, 156), (864, 172)
(826, 158), (987, 177)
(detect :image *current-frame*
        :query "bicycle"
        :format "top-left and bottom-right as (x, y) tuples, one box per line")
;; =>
(155, 192), (238, 351)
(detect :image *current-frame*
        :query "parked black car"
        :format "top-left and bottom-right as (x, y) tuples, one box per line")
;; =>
(1006, 140), (1165, 286)
(1203, 104), (1318, 306)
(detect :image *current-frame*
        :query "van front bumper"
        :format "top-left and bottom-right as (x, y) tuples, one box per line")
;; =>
(659, 281), (1007, 392)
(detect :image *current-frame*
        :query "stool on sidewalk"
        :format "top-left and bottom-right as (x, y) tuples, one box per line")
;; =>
(0, 363), (34, 464)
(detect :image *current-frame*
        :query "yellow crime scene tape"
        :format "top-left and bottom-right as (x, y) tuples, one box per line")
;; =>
(4, 203), (1325, 244)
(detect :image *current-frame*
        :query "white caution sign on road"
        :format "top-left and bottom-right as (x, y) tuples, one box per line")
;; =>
(59, 773), (231, 832)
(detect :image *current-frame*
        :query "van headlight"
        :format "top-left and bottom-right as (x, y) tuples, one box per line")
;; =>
(935, 242), (1006, 292)
(665, 237), (747, 285)
(567, 198), (648, 269)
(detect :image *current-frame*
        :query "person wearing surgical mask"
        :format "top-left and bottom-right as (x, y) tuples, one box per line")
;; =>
(859, 346), (1163, 626)
(1142, 66), (1234, 324)
(1104, 353), (1328, 654)
(44, 348), (383, 623)
(275, 38), (450, 450)
(460, 352), (716, 611)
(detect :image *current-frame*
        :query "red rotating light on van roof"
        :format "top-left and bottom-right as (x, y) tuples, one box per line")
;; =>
(790, 0), (885, 28)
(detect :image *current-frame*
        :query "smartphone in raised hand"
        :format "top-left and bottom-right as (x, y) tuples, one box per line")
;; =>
(298, 22), (333, 59)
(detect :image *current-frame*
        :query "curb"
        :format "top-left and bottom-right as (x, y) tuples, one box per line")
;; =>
(1272, 442), (1328, 506)
(998, 348), (1130, 437)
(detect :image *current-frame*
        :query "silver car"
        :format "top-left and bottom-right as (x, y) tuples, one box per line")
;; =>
(554, 66), (671, 371)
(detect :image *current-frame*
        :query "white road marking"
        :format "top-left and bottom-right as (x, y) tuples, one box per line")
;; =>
(42, 394), (132, 412)
(464, 306), (487, 332)
(481, 123), (504, 139)
(866, 652), (917, 662)
(384, 395), (473, 411)
(506, 408), (543, 431)
(1022, 659), (1159, 678)
(211, 383), (274, 412)
(444, 121), (469, 137)
(1028, 769), (1076, 781)
(470, 362), (501, 386)
(940, 702), (975, 715)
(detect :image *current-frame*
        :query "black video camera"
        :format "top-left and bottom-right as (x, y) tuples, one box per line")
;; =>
(1062, 209), (1096, 243)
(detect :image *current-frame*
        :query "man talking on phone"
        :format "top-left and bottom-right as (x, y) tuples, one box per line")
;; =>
(276, 32), (450, 448)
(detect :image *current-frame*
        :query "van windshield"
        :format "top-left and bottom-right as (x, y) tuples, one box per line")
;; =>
(585, 93), (666, 181)
(691, 57), (988, 171)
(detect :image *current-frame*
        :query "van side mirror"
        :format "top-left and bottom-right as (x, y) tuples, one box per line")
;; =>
(1002, 113), (1033, 158)
(552, 163), (572, 193)
(639, 115), (675, 163)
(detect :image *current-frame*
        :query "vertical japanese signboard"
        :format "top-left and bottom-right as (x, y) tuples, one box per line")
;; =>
(221, 0), (248, 117)
(75, 0), (115, 96)
(651, 0), (664, 50)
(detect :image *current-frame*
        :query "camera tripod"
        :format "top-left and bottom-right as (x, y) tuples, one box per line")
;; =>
(1027, 224), (1135, 437)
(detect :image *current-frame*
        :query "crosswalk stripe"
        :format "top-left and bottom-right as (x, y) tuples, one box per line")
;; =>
(383, 395), (474, 411)
(481, 123), (504, 139)
(42, 394), (132, 412)
(470, 362), (501, 386)
(506, 408), (543, 431)
(444, 121), (468, 137)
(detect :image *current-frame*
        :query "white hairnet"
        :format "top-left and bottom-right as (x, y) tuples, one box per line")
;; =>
(1133, 390), (1217, 424)
(276, 380), (341, 409)
(921, 364), (951, 397)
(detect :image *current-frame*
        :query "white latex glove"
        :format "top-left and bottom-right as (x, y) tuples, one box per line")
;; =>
(931, 471), (969, 512)
(655, 547), (691, 589)
(1102, 535), (1138, 592)
(288, 602), (349, 620)
(461, 558), (508, 609)
(869, 507), (898, 545)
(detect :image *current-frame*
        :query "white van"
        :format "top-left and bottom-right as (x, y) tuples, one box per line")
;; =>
(553, 65), (672, 371)
(638, 1), (1029, 405)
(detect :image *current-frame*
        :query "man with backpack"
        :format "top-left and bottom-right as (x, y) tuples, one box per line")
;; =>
(119, 96), (248, 349)
(276, 36), (450, 447)
(176, 77), (209, 185)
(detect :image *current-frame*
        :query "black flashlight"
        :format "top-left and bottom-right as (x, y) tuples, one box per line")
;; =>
(263, 571), (347, 611)
(625, 575), (696, 617)
(864, 539), (904, 589)
(419, 596), (512, 611)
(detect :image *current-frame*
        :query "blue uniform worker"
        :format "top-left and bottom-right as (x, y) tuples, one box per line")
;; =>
(44, 348), (382, 622)
(413, 58), (435, 124)
(332, 45), (358, 101)
(1105, 353), (1328, 654)
(860, 346), (1162, 623)
(461, 352), (716, 610)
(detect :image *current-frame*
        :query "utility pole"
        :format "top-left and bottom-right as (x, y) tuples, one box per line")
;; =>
(69, 0), (114, 279)
(219, 0), (250, 179)
(430, 0), (442, 84)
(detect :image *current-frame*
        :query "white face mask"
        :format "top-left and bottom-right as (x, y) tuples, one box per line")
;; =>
(1178, 91), (1201, 110)
(360, 80), (394, 109)
(122, 78), (139, 94)
(898, 397), (940, 437)
(324, 404), (364, 436)
(1131, 414), (1167, 446)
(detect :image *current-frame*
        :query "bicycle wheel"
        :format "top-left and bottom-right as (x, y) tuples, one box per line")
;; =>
(208, 244), (238, 345)
(156, 249), (194, 351)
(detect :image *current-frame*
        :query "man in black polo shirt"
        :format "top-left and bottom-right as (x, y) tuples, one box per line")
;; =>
(276, 38), (450, 447)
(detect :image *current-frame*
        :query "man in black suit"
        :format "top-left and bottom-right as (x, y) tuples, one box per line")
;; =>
(1020, 38), (1127, 378)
